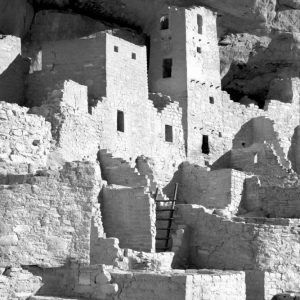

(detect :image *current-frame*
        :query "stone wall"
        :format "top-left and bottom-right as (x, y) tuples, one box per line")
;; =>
(110, 269), (245, 300)
(26, 32), (107, 106)
(102, 186), (156, 252)
(0, 101), (51, 176)
(0, 35), (29, 104)
(0, 267), (42, 300)
(174, 204), (300, 291)
(167, 162), (247, 213)
(0, 161), (101, 267)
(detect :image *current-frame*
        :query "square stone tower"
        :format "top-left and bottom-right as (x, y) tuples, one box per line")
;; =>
(149, 6), (221, 161)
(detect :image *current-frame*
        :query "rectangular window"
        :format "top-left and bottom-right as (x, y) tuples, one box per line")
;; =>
(114, 46), (119, 52)
(165, 125), (173, 142)
(209, 96), (214, 104)
(132, 52), (136, 59)
(197, 14), (203, 34)
(202, 135), (209, 154)
(197, 47), (201, 53)
(117, 110), (124, 132)
(160, 15), (169, 30)
(162, 58), (172, 78)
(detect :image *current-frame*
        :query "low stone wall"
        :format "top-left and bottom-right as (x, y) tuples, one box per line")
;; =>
(167, 162), (247, 213)
(110, 269), (245, 300)
(101, 185), (156, 252)
(0, 267), (42, 300)
(0, 101), (51, 175)
(0, 161), (101, 267)
(174, 204), (300, 292)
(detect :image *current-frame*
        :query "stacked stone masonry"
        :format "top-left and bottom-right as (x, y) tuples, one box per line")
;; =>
(1, 2), (300, 300)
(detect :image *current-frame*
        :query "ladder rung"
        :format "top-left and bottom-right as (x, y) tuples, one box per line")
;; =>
(156, 237), (171, 240)
(156, 208), (175, 212)
(156, 218), (174, 221)
(155, 200), (173, 202)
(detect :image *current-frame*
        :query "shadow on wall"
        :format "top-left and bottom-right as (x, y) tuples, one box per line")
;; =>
(288, 126), (300, 174)
(222, 33), (300, 108)
(0, 54), (30, 105)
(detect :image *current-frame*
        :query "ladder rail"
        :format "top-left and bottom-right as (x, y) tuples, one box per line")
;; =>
(155, 183), (179, 252)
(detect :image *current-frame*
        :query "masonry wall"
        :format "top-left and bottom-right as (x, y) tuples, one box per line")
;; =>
(110, 269), (245, 300)
(175, 204), (300, 292)
(168, 162), (247, 213)
(102, 186), (156, 252)
(0, 35), (29, 104)
(0, 161), (101, 267)
(26, 33), (107, 107)
(187, 78), (300, 165)
(0, 101), (51, 176)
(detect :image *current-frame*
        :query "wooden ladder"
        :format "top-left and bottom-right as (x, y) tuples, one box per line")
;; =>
(155, 183), (179, 252)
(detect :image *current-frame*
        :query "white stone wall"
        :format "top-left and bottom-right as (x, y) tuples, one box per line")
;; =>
(102, 186), (156, 252)
(0, 102), (51, 175)
(0, 162), (101, 267)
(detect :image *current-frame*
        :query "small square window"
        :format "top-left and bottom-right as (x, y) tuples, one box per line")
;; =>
(117, 110), (124, 132)
(197, 47), (201, 53)
(162, 58), (172, 78)
(165, 125), (173, 142)
(132, 52), (136, 60)
(114, 46), (119, 52)
(160, 15), (169, 30)
(209, 97), (214, 104)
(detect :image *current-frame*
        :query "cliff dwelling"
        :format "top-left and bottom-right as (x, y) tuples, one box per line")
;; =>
(1, 0), (300, 299)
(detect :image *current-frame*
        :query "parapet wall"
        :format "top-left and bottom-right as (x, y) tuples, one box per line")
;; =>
(0, 101), (51, 175)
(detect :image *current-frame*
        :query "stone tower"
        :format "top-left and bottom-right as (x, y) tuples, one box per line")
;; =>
(149, 6), (221, 162)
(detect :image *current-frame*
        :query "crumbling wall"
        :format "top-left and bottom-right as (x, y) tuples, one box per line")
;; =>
(0, 267), (42, 300)
(102, 186), (156, 252)
(0, 161), (101, 267)
(0, 101), (51, 176)
(175, 204), (300, 292)
(30, 80), (101, 167)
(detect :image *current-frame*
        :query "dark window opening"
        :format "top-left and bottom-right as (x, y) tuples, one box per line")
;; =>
(160, 15), (169, 30)
(241, 142), (246, 147)
(219, 132), (222, 137)
(165, 125), (173, 142)
(197, 14), (203, 34)
(132, 52), (136, 59)
(117, 110), (124, 132)
(162, 58), (172, 78)
(209, 96), (214, 104)
(197, 47), (201, 53)
(114, 46), (119, 52)
(202, 135), (210, 154)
